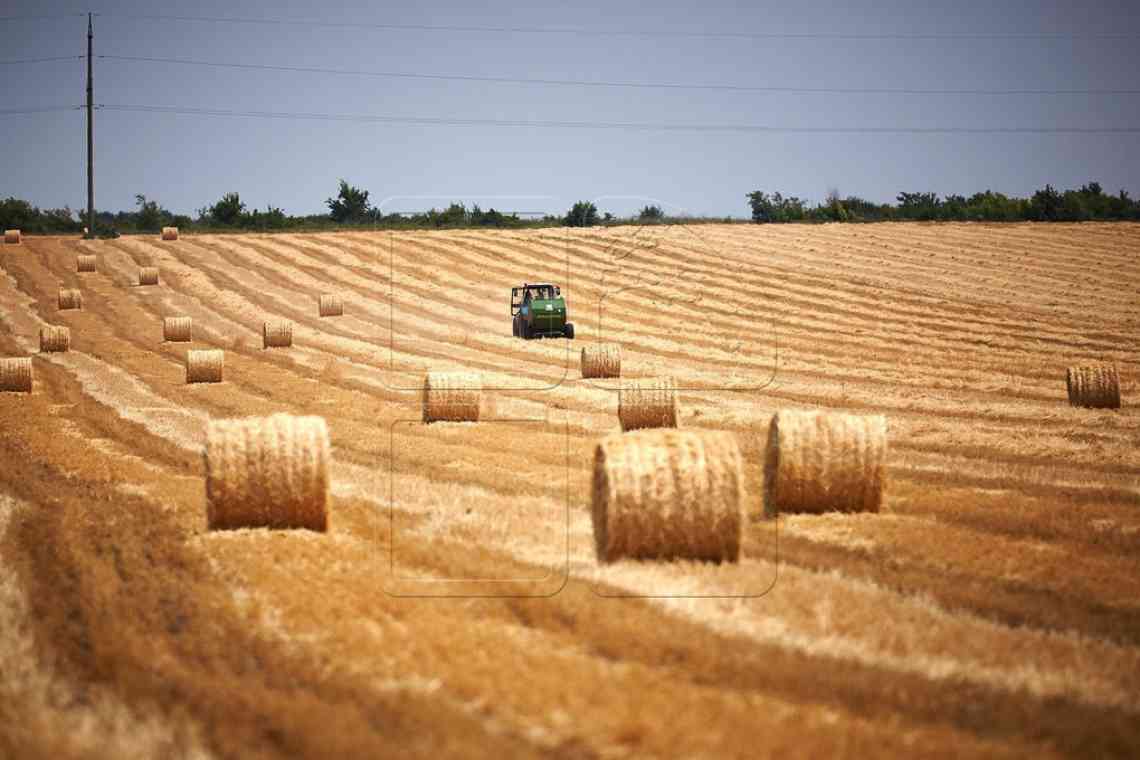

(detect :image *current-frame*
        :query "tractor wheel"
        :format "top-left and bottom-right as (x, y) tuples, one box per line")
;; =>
(564, 323), (575, 340)
(521, 320), (531, 340)
(512, 317), (519, 337)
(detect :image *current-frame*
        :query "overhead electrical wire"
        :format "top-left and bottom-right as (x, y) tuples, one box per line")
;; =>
(97, 54), (1140, 96)
(0, 105), (83, 116)
(94, 104), (1140, 134)
(1, 55), (85, 65)
(90, 12), (1140, 40)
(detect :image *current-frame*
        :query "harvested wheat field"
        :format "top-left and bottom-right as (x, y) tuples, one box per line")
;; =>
(0, 223), (1138, 759)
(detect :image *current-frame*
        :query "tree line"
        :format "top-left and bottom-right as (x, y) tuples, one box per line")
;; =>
(3, 179), (1138, 236)
(747, 182), (1140, 223)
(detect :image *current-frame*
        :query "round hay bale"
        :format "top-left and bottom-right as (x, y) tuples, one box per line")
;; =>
(618, 376), (678, 431)
(4, 229), (21, 245)
(186, 349), (224, 384)
(581, 343), (621, 379)
(763, 410), (888, 516)
(39, 325), (70, 353)
(57, 288), (82, 311)
(318, 294), (343, 317)
(1066, 364), (1121, 409)
(204, 413), (329, 531)
(262, 320), (293, 348)
(76, 254), (97, 273)
(592, 429), (743, 563)
(138, 267), (159, 286)
(0, 357), (33, 393)
(161, 226), (179, 241)
(422, 372), (482, 423)
(163, 316), (192, 343)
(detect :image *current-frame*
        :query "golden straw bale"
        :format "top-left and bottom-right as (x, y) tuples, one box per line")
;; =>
(138, 267), (159, 286)
(1066, 364), (1121, 409)
(318, 294), (343, 317)
(0, 357), (33, 393)
(186, 349), (224, 384)
(4, 229), (21, 245)
(618, 376), (678, 431)
(161, 226), (179, 241)
(39, 325), (70, 353)
(592, 429), (743, 562)
(262, 320), (293, 348)
(581, 343), (621, 379)
(57, 288), (82, 311)
(163, 316), (192, 343)
(422, 372), (482, 422)
(204, 413), (330, 531)
(76, 254), (97, 273)
(763, 410), (888, 516)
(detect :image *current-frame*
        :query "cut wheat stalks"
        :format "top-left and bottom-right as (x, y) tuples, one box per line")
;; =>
(318, 294), (343, 317)
(262, 320), (294, 348)
(76, 254), (97, 273)
(763, 410), (888, 516)
(581, 342), (621, 379)
(163, 316), (192, 343)
(592, 429), (744, 563)
(422, 372), (482, 423)
(1066, 364), (1121, 409)
(186, 349), (224, 384)
(4, 229), (21, 245)
(39, 325), (70, 353)
(161, 226), (179, 241)
(0, 357), (33, 393)
(618, 376), (678, 431)
(138, 267), (159, 286)
(57, 288), (82, 311)
(204, 413), (330, 531)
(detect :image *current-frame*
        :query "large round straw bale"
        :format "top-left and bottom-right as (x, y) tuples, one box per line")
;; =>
(318, 294), (343, 317)
(161, 226), (179, 241)
(1066, 364), (1121, 409)
(204, 413), (330, 531)
(422, 372), (482, 422)
(581, 343), (621, 379)
(186, 349), (224, 384)
(592, 429), (743, 562)
(763, 410), (888, 516)
(39, 325), (70, 353)
(618, 376), (678, 431)
(262, 320), (293, 348)
(76, 254), (97, 273)
(0, 357), (33, 393)
(4, 229), (21, 245)
(163, 316), (192, 343)
(57, 288), (82, 311)
(138, 267), (159, 286)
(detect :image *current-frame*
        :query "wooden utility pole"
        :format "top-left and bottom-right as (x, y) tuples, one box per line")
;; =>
(86, 13), (94, 239)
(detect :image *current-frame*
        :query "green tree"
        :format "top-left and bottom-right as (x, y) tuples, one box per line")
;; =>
(209, 192), (246, 226)
(326, 179), (372, 223)
(564, 201), (599, 227)
(134, 194), (163, 232)
(638, 204), (664, 221)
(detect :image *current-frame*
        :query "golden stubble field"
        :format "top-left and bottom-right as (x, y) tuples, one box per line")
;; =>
(0, 223), (1138, 758)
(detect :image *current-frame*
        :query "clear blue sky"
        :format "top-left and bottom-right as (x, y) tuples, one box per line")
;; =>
(2, 0), (1139, 218)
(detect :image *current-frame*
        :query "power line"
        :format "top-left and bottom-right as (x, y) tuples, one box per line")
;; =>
(0, 13), (87, 22)
(97, 54), (1140, 96)
(1, 55), (85, 65)
(91, 12), (1140, 40)
(95, 104), (1140, 134)
(0, 105), (82, 116)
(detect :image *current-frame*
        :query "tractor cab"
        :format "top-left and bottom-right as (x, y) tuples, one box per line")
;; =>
(511, 282), (574, 340)
(511, 283), (560, 315)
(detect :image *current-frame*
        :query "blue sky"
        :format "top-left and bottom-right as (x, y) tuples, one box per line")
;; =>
(2, 0), (1139, 218)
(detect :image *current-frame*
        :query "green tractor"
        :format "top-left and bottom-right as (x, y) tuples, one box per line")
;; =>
(511, 282), (574, 340)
